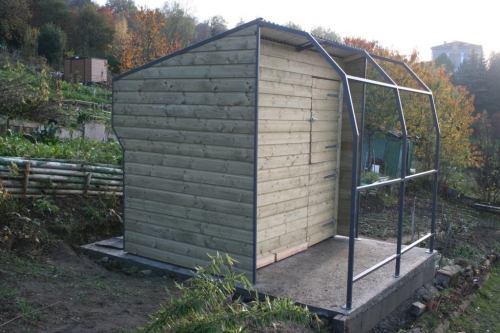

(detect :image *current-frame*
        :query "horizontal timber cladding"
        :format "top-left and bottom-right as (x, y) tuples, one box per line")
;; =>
(113, 115), (254, 134)
(337, 57), (366, 236)
(119, 139), (254, 163)
(113, 104), (254, 120)
(256, 39), (343, 260)
(113, 24), (257, 275)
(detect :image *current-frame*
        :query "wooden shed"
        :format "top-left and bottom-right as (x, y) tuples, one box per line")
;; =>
(64, 56), (108, 83)
(112, 19), (436, 282)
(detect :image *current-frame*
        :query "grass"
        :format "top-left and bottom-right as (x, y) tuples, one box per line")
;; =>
(449, 264), (500, 332)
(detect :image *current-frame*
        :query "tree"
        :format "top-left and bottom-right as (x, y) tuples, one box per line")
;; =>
(283, 21), (302, 30)
(21, 27), (39, 58)
(0, 0), (32, 47)
(105, 0), (137, 14)
(115, 6), (182, 73)
(65, 3), (115, 56)
(30, 0), (69, 29)
(434, 52), (454, 73)
(195, 21), (210, 42)
(310, 26), (341, 42)
(344, 37), (477, 186)
(162, 1), (197, 47)
(37, 23), (67, 68)
(65, 0), (92, 10)
(486, 52), (500, 114)
(209, 15), (227, 36)
(470, 111), (500, 202)
(451, 50), (488, 115)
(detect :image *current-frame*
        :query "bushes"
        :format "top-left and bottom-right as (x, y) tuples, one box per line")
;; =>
(0, 132), (122, 165)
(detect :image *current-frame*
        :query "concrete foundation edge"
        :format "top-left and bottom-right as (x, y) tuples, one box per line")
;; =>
(333, 251), (438, 333)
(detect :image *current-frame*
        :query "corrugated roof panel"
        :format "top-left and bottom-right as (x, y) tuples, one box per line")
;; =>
(260, 26), (360, 60)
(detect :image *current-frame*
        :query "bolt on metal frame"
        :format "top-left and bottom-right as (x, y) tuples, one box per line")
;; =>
(257, 21), (440, 310)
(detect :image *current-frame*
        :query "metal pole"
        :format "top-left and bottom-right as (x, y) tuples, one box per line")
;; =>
(393, 88), (407, 278)
(355, 58), (368, 240)
(429, 95), (440, 253)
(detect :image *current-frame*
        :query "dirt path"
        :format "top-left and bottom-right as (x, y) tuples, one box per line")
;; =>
(0, 244), (178, 333)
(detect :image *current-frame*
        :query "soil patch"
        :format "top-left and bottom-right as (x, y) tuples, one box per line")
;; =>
(0, 244), (178, 332)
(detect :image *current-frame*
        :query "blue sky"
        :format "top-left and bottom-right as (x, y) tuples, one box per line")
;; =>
(95, 0), (498, 61)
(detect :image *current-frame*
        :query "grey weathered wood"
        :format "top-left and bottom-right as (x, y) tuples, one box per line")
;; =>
(126, 209), (253, 242)
(120, 64), (256, 80)
(125, 197), (253, 230)
(127, 219), (253, 256)
(182, 35), (256, 53)
(115, 127), (254, 148)
(124, 239), (252, 276)
(114, 78), (255, 93)
(114, 91), (255, 106)
(113, 103), (255, 120)
(126, 174), (253, 203)
(119, 139), (254, 162)
(124, 151), (253, 176)
(125, 231), (252, 267)
(126, 185), (254, 216)
(152, 50), (256, 66)
(114, 115), (254, 134)
(125, 162), (253, 190)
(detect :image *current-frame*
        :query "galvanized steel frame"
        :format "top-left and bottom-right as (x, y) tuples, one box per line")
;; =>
(257, 20), (440, 310)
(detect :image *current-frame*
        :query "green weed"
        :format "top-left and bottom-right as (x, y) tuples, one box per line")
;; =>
(0, 284), (21, 299)
(33, 198), (59, 215)
(82, 207), (101, 221)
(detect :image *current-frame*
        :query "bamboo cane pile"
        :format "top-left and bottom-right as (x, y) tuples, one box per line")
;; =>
(0, 157), (123, 197)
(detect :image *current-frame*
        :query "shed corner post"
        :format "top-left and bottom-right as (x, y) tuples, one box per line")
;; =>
(252, 23), (262, 285)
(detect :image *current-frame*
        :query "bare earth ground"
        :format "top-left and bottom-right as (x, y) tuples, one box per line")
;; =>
(0, 244), (178, 333)
(1, 195), (499, 332)
(0, 196), (316, 333)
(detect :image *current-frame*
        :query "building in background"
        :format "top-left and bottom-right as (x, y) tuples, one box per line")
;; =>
(64, 56), (108, 84)
(431, 41), (483, 71)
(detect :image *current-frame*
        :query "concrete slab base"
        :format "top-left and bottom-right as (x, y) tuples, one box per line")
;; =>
(81, 236), (437, 333)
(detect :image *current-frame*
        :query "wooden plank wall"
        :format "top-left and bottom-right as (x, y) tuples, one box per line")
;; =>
(90, 59), (107, 82)
(256, 39), (343, 261)
(84, 58), (92, 82)
(112, 25), (258, 276)
(337, 58), (366, 236)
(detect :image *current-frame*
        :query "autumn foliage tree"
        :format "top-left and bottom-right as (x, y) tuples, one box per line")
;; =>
(116, 6), (182, 73)
(344, 37), (477, 187)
